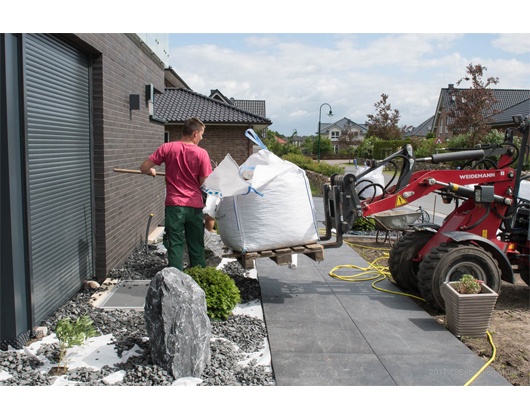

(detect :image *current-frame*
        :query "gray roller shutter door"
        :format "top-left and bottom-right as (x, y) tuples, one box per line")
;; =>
(25, 34), (93, 324)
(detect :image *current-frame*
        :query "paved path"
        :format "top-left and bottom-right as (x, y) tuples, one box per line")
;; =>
(255, 195), (510, 386)
(256, 245), (510, 386)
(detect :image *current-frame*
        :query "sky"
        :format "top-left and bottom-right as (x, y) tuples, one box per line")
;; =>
(168, 33), (530, 136)
(4, 1), (530, 137)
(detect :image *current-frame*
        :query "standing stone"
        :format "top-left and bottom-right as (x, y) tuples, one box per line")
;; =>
(144, 267), (211, 379)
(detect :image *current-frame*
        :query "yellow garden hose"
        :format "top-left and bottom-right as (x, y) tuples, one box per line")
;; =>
(332, 239), (496, 386)
(463, 331), (497, 386)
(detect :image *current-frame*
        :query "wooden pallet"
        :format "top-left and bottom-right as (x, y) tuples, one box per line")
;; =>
(224, 243), (324, 269)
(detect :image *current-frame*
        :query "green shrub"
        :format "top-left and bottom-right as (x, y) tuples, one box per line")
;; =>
(185, 266), (241, 320)
(411, 137), (437, 158)
(282, 153), (344, 176)
(314, 161), (345, 177)
(351, 217), (376, 231)
(282, 153), (319, 172)
(55, 316), (97, 369)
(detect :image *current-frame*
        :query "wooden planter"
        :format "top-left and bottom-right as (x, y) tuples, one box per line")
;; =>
(441, 282), (499, 338)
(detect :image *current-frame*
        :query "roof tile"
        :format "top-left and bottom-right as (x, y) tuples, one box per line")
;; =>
(154, 88), (271, 125)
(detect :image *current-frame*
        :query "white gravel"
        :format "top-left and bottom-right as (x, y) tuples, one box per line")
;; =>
(0, 243), (275, 387)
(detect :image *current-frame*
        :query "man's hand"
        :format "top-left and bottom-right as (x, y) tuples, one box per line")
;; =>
(140, 158), (156, 177)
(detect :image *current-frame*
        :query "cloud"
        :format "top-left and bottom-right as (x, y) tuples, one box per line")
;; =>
(492, 34), (530, 54)
(169, 33), (529, 135)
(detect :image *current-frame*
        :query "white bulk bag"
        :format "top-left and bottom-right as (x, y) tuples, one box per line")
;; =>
(518, 180), (530, 201)
(202, 130), (319, 253)
(355, 165), (385, 199)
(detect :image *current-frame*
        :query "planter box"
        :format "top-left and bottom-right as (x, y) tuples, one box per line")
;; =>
(441, 282), (499, 338)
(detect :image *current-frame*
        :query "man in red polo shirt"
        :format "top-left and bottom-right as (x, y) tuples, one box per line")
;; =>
(140, 117), (212, 270)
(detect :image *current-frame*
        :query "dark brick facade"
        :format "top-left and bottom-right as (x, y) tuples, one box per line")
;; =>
(165, 124), (255, 166)
(70, 34), (167, 281)
(35, 34), (264, 282)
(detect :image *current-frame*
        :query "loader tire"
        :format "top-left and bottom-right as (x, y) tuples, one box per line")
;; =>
(417, 242), (502, 311)
(388, 231), (435, 292)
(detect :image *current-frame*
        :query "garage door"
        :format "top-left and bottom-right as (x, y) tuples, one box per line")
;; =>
(25, 34), (93, 324)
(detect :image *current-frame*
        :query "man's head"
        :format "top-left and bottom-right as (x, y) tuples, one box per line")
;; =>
(183, 117), (206, 138)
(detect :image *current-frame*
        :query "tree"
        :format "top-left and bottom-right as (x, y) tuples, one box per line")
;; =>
(338, 120), (363, 150)
(366, 93), (402, 140)
(447, 63), (499, 147)
(313, 136), (333, 156)
(301, 136), (315, 155)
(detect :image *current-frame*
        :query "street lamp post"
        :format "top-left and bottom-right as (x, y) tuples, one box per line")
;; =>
(318, 103), (333, 163)
(290, 129), (297, 144)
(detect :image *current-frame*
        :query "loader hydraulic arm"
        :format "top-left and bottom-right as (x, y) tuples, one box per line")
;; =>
(319, 143), (512, 250)
(319, 144), (417, 249)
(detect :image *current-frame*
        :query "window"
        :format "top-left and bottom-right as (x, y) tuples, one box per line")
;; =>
(330, 130), (339, 140)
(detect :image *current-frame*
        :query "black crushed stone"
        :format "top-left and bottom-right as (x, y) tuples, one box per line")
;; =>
(0, 243), (274, 386)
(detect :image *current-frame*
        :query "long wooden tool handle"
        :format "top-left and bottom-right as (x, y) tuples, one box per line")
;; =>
(113, 168), (166, 176)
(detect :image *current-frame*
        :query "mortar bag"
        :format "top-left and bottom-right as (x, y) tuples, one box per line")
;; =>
(201, 153), (251, 219)
(518, 180), (530, 201)
(355, 165), (384, 200)
(216, 158), (319, 252)
(201, 128), (270, 198)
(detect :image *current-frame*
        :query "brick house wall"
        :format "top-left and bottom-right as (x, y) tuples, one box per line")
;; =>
(165, 124), (255, 166)
(70, 34), (167, 281)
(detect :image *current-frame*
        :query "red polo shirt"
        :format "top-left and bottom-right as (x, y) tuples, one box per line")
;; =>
(149, 141), (212, 208)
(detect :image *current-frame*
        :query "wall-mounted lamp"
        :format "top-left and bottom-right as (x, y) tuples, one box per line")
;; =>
(129, 94), (140, 110)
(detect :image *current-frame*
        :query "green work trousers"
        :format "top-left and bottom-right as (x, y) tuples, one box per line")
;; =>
(164, 205), (206, 271)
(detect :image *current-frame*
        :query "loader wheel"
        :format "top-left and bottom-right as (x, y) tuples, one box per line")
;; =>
(417, 242), (502, 311)
(388, 231), (435, 292)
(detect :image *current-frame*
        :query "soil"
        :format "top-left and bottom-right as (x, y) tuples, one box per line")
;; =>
(345, 235), (530, 386)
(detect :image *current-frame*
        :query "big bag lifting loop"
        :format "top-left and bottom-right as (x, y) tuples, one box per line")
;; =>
(245, 128), (268, 150)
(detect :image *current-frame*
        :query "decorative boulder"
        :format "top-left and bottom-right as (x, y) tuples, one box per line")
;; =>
(144, 267), (211, 379)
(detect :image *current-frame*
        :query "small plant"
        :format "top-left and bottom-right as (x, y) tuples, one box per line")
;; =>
(352, 216), (376, 232)
(185, 266), (241, 320)
(54, 316), (97, 372)
(452, 274), (483, 294)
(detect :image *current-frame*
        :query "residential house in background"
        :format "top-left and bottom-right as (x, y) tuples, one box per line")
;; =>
(209, 89), (268, 141)
(209, 89), (267, 118)
(319, 117), (368, 153)
(404, 115), (435, 139)
(432, 85), (530, 141)
(155, 88), (271, 165)
(290, 134), (305, 147)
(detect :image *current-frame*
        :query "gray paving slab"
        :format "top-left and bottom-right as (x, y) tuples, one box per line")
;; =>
(98, 279), (150, 310)
(378, 354), (510, 386)
(256, 242), (511, 386)
(271, 352), (397, 386)
(265, 319), (373, 354)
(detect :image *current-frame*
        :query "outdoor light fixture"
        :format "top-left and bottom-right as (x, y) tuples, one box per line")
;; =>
(318, 103), (333, 163)
(129, 94), (140, 111)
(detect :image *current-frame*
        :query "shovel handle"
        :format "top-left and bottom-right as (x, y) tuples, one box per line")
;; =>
(113, 168), (166, 176)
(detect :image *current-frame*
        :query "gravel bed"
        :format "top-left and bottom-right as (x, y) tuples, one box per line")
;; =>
(0, 243), (274, 386)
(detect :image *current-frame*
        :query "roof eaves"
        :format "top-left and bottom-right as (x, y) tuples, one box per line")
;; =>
(155, 88), (272, 125)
